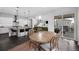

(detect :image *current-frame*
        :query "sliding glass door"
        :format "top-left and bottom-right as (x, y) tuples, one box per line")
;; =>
(54, 14), (74, 40)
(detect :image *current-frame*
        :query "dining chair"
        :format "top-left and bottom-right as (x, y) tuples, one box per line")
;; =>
(40, 30), (60, 51)
(28, 29), (39, 51)
(40, 36), (59, 51)
(52, 36), (59, 50)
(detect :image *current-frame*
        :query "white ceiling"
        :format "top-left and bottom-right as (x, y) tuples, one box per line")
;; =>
(0, 7), (59, 17)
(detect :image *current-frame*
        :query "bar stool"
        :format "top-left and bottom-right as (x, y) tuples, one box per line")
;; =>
(10, 29), (17, 37)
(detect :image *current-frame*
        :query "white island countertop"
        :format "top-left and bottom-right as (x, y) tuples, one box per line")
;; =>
(0, 27), (9, 34)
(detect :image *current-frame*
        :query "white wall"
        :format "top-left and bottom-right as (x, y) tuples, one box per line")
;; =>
(40, 13), (54, 32)
(73, 8), (79, 44)
(76, 8), (79, 44)
(48, 19), (54, 32)
(33, 13), (54, 32)
(0, 17), (14, 34)
(0, 17), (14, 27)
(18, 18), (30, 26)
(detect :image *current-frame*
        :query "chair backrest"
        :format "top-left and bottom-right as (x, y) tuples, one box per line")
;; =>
(29, 29), (35, 35)
(54, 28), (60, 33)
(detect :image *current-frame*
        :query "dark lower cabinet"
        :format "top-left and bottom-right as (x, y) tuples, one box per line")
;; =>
(0, 33), (9, 38)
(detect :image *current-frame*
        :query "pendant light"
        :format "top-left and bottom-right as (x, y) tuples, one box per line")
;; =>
(13, 7), (19, 26)
(14, 7), (19, 22)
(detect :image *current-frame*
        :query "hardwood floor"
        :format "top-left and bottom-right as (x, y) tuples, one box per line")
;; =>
(58, 38), (79, 51)
(0, 33), (79, 51)
(0, 33), (29, 51)
(8, 41), (34, 51)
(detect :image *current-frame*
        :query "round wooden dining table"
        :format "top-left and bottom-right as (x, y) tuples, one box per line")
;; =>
(29, 31), (57, 51)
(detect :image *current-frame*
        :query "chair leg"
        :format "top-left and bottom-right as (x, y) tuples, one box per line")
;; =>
(51, 39), (55, 49)
(50, 40), (52, 51)
(29, 40), (40, 51)
(57, 40), (59, 50)
(29, 40), (32, 48)
(34, 48), (37, 51)
(54, 39), (59, 50)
